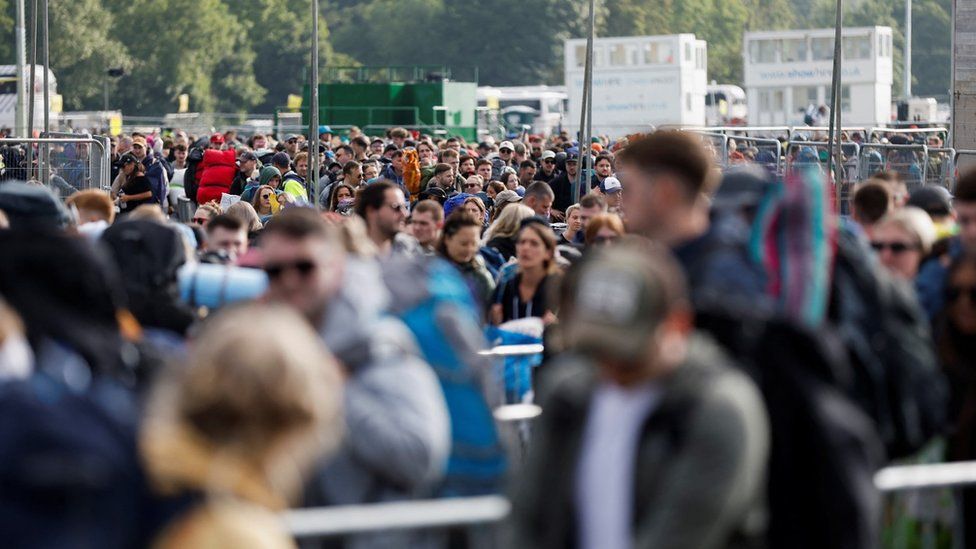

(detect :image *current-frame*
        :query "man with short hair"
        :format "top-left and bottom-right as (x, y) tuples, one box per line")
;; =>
(518, 160), (537, 188)
(350, 136), (370, 161)
(261, 208), (450, 527)
(356, 180), (410, 254)
(548, 153), (579, 214)
(205, 214), (248, 261)
(578, 193), (607, 238)
(917, 170), (976, 319)
(390, 127), (410, 149)
(410, 199), (444, 253)
(850, 181), (892, 234)
(428, 163), (458, 194)
(512, 242), (769, 549)
(523, 181), (555, 219)
(476, 158), (493, 182)
(335, 144), (354, 167)
(370, 138), (385, 156)
(616, 131), (713, 249)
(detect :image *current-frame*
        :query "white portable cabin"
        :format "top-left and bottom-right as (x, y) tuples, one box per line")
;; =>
(742, 26), (893, 126)
(564, 34), (707, 137)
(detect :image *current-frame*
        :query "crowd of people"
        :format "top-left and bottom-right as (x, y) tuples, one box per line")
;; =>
(0, 121), (974, 549)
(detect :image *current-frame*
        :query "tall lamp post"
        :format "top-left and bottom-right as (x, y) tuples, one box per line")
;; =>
(574, 0), (596, 204)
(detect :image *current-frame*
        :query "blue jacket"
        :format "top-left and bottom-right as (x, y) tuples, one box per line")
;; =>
(916, 237), (963, 321)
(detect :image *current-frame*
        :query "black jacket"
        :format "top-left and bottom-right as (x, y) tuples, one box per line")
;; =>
(547, 172), (576, 213)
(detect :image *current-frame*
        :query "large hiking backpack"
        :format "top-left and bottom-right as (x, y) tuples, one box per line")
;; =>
(143, 157), (168, 209)
(381, 255), (507, 496)
(696, 304), (885, 549)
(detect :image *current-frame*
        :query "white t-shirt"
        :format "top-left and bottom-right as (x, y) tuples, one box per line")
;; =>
(575, 380), (662, 549)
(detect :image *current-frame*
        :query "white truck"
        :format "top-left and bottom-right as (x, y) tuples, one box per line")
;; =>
(564, 34), (708, 137)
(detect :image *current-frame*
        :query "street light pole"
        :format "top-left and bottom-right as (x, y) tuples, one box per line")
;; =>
(575, 0), (596, 204)
(309, 0), (321, 208)
(904, 0), (912, 99)
(14, 0), (26, 137)
(826, 0), (843, 207)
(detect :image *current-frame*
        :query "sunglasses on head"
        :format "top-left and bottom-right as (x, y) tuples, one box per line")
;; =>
(264, 259), (317, 280)
(870, 241), (916, 254)
(947, 286), (976, 304)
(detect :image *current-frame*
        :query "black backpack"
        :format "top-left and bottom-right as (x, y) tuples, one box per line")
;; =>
(696, 304), (885, 549)
(100, 220), (194, 336)
(828, 228), (948, 459)
(182, 146), (205, 205)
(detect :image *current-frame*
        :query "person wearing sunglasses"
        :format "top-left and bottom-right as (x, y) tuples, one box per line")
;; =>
(250, 184), (281, 223)
(871, 207), (936, 281)
(260, 209), (450, 538)
(355, 180), (414, 256)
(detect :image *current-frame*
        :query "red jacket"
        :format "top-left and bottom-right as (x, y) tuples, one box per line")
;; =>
(195, 149), (237, 204)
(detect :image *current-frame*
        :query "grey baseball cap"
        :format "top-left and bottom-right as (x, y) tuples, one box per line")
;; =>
(562, 241), (688, 361)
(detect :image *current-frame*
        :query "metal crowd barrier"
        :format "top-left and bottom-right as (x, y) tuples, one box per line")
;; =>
(282, 461), (976, 545)
(859, 143), (929, 190)
(0, 137), (110, 197)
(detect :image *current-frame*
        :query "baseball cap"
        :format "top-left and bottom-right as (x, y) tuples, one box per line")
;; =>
(285, 134), (300, 142)
(541, 150), (556, 161)
(601, 176), (622, 194)
(271, 151), (291, 167)
(494, 189), (522, 206)
(318, 125), (333, 135)
(119, 153), (138, 165)
(566, 153), (579, 163)
(562, 243), (687, 361)
(238, 151), (258, 162)
(907, 186), (953, 217)
(210, 133), (225, 144)
(131, 136), (147, 148)
(499, 141), (514, 152)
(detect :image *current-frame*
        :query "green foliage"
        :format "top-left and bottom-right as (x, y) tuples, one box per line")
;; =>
(0, 0), (956, 114)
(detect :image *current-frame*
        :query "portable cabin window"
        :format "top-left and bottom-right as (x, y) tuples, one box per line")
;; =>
(843, 36), (872, 60)
(610, 44), (628, 66)
(811, 37), (835, 61)
(782, 39), (808, 62)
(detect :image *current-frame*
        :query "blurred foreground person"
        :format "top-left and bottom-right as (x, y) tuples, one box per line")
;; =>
(259, 209), (450, 546)
(511, 242), (769, 549)
(143, 304), (343, 548)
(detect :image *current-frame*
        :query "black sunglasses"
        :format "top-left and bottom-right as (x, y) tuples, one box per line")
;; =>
(870, 241), (915, 254)
(947, 286), (976, 303)
(260, 193), (273, 199)
(264, 259), (317, 279)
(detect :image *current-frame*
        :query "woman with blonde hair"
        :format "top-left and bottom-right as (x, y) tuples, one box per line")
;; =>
(870, 206), (937, 281)
(143, 303), (343, 548)
(484, 204), (535, 261)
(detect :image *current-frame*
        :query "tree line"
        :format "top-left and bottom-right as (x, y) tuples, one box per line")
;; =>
(0, 0), (952, 116)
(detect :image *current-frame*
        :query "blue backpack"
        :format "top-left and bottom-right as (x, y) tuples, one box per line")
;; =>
(382, 256), (507, 497)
